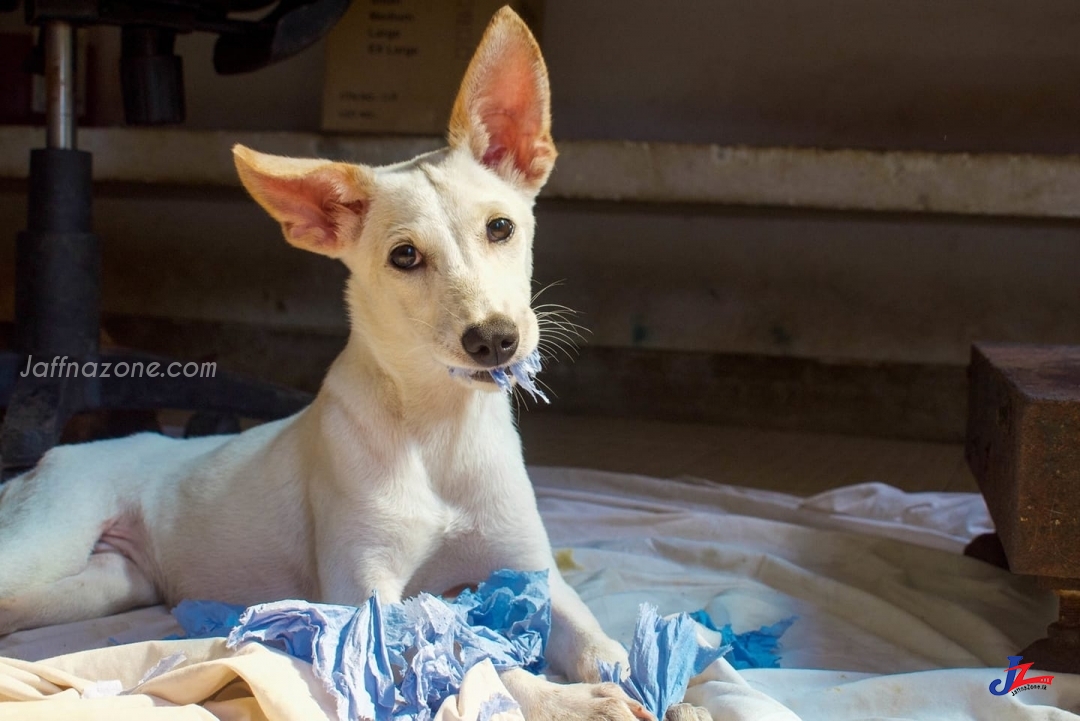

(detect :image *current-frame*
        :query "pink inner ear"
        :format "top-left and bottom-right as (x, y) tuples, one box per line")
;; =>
(254, 170), (365, 253)
(473, 43), (547, 181)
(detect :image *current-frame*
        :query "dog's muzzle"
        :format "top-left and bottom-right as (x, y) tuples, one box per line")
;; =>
(460, 315), (520, 368)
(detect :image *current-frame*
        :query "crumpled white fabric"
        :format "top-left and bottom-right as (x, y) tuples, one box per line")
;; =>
(432, 661), (524, 721)
(2, 467), (1078, 721)
(528, 467), (1080, 720)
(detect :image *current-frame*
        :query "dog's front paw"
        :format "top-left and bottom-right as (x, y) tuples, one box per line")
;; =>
(527, 682), (654, 721)
(501, 666), (654, 721)
(574, 637), (633, 684)
(663, 703), (711, 721)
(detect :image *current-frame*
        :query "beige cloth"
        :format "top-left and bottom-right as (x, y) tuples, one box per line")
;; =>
(0, 638), (524, 721)
(0, 638), (338, 720)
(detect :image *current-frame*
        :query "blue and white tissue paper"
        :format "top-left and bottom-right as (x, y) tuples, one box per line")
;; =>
(689, 610), (796, 670)
(597, 605), (732, 719)
(173, 569), (549, 721)
(172, 570), (787, 721)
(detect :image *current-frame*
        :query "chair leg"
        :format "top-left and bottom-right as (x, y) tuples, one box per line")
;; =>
(0, 374), (81, 478)
(1, 23), (312, 477)
(0, 352), (19, 408)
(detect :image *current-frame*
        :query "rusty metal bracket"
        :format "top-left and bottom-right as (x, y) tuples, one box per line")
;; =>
(966, 343), (1080, 673)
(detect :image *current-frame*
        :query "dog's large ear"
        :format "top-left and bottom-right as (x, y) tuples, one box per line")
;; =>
(448, 6), (556, 195)
(233, 145), (373, 258)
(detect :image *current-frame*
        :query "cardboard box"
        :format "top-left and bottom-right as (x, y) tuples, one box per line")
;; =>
(322, 0), (541, 134)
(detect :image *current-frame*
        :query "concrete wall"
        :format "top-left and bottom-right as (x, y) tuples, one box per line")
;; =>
(72, 0), (1080, 153)
(543, 0), (1080, 154)
(3, 0), (1080, 368)
(4, 186), (1078, 366)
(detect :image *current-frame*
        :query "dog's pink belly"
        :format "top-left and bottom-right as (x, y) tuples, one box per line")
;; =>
(92, 510), (156, 581)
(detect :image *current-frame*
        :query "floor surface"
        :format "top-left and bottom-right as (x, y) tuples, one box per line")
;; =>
(517, 413), (978, 496)
(163, 409), (979, 497)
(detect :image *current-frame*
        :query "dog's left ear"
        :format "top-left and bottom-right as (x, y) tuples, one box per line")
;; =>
(448, 6), (556, 195)
(233, 144), (373, 258)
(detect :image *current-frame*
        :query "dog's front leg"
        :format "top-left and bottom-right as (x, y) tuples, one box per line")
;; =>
(315, 526), (420, 606)
(313, 506), (430, 607)
(540, 568), (712, 721)
(496, 561), (655, 721)
(545, 569), (633, 684)
(318, 556), (406, 606)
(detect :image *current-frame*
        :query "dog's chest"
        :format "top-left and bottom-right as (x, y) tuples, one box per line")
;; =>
(326, 394), (535, 597)
(396, 423), (529, 592)
(409, 453), (503, 541)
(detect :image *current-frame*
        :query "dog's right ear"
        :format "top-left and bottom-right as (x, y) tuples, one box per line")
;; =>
(448, 6), (556, 195)
(233, 145), (374, 258)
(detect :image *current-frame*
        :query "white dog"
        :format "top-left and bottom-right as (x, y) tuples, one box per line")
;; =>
(0, 7), (704, 720)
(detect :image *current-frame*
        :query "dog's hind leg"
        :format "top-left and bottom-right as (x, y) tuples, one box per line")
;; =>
(0, 442), (154, 634)
(0, 471), (101, 595)
(0, 551), (159, 635)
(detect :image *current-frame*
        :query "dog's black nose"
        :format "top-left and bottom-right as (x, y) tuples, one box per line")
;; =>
(462, 315), (519, 367)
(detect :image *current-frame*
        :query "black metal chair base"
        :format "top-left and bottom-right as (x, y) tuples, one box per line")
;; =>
(0, 349), (312, 479)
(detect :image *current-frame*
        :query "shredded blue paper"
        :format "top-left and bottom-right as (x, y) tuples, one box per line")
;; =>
(448, 349), (549, 403)
(170, 571), (765, 721)
(689, 610), (797, 670)
(173, 570), (549, 721)
(170, 599), (244, 639)
(597, 605), (731, 719)
(226, 597), (394, 720)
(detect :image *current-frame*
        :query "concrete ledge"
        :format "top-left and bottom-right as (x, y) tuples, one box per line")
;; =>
(3, 126), (1080, 218)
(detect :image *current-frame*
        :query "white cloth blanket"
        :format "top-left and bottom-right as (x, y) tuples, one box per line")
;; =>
(531, 467), (1078, 720)
(1, 466), (1077, 720)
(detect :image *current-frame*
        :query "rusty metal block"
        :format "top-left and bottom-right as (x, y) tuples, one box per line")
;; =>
(966, 343), (1080, 673)
(966, 343), (1080, 579)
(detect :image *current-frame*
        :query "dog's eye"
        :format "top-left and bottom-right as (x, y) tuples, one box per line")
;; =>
(486, 217), (514, 243)
(389, 244), (423, 270)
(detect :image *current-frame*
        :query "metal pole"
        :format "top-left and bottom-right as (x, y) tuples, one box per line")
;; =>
(44, 22), (75, 150)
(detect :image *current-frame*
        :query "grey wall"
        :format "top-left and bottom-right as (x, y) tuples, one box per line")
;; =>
(124, 0), (1080, 155)
(543, 0), (1080, 153)
(98, 0), (1080, 153)
(3, 187), (1078, 366)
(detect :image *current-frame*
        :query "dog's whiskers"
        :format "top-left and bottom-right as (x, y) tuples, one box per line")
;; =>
(511, 385), (527, 415)
(406, 316), (435, 330)
(533, 376), (556, 400)
(533, 302), (577, 312)
(535, 310), (586, 324)
(538, 327), (581, 349)
(536, 309), (590, 335)
(538, 319), (589, 342)
(531, 279), (566, 304)
(536, 335), (578, 361)
(403, 344), (435, 360)
(438, 303), (464, 323)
